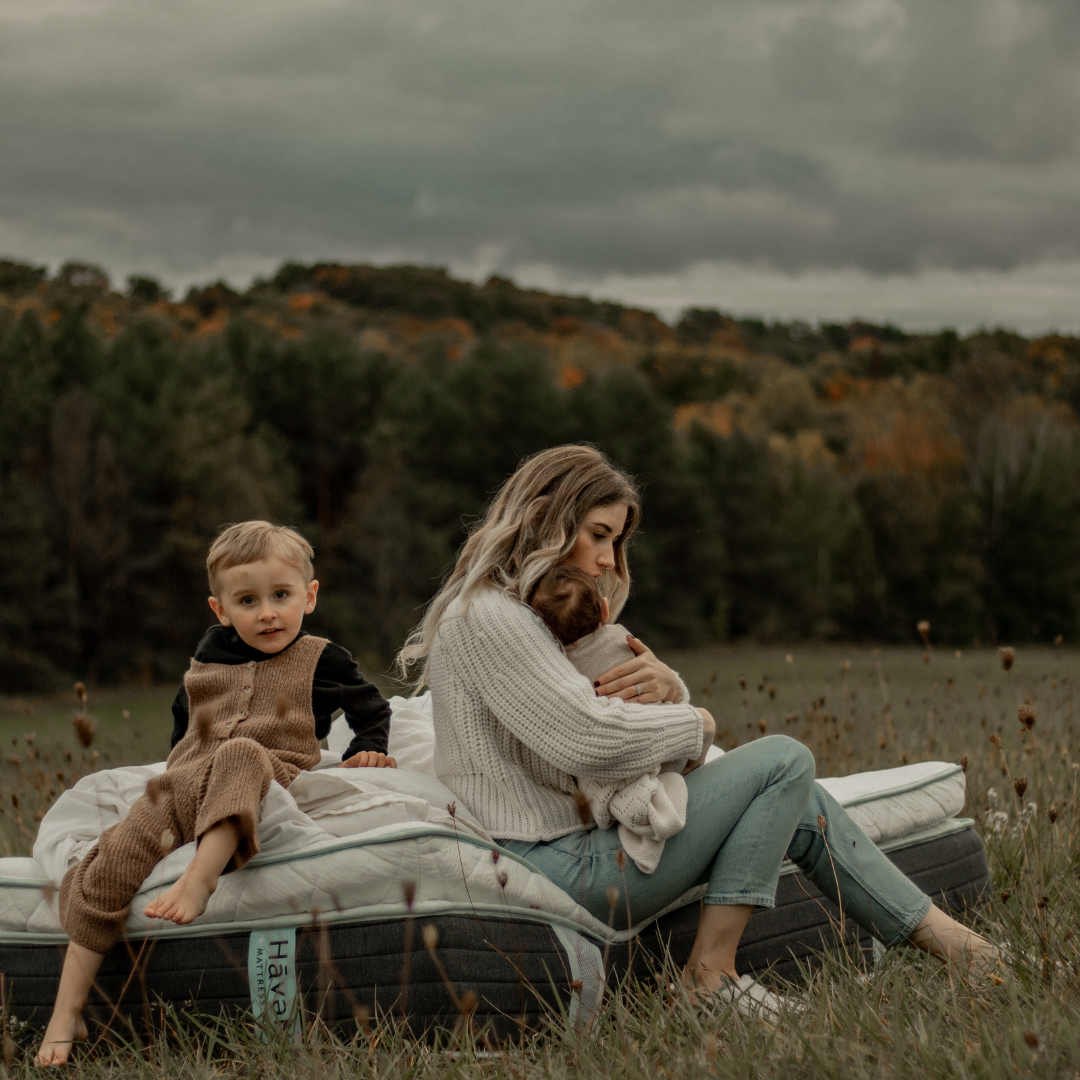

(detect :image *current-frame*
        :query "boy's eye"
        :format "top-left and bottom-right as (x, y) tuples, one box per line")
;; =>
(274, 590), (288, 600)
(240, 596), (256, 605)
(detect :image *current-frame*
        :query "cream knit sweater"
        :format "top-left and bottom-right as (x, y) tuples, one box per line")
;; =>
(428, 587), (703, 841)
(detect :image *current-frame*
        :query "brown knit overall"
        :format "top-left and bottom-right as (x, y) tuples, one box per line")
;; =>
(58, 635), (328, 953)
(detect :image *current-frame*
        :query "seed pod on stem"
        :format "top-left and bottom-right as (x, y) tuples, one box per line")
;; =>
(72, 712), (95, 748)
(573, 788), (592, 827)
(193, 706), (213, 744)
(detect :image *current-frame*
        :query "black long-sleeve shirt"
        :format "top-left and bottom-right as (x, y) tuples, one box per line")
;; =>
(171, 626), (391, 761)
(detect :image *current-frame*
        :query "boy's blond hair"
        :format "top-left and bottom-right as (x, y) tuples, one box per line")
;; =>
(207, 522), (314, 594)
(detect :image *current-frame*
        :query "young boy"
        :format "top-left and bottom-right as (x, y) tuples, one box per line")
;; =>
(37, 522), (394, 1066)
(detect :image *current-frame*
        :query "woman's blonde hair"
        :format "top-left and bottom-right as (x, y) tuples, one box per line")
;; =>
(397, 444), (640, 681)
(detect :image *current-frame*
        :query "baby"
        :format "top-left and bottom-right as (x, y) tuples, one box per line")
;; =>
(529, 565), (688, 874)
(37, 521), (395, 1066)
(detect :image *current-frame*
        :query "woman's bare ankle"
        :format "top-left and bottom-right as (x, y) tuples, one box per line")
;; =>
(682, 958), (739, 994)
(910, 904), (997, 964)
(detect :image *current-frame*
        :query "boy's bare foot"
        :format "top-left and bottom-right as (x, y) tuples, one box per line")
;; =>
(143, 868), (215, 925)
(144, 817), (240, 926)
(38, 941), (103, 1067)
(36, 1008), (88, 1067)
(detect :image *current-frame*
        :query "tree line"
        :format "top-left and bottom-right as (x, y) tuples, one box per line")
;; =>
(1, 257), (1078, 690)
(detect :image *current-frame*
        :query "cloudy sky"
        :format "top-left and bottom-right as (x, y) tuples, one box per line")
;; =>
(2, 0), (1078, 331)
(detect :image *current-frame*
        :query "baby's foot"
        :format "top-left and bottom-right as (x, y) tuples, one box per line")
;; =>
(36, 1008), (88, 1067)
(143, 870), (215, 925)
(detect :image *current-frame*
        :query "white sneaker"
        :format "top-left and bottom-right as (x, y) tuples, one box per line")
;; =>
(712, 975), (787, 1021)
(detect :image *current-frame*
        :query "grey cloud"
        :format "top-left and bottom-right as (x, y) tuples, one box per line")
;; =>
(1, 0), (1078, 304)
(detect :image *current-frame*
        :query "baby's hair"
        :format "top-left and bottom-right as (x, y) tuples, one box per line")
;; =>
(529, 565), (605, 646)
(206, 521), (314, 594)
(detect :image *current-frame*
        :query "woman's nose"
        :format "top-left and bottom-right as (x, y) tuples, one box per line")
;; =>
(598, 546), (616, 568)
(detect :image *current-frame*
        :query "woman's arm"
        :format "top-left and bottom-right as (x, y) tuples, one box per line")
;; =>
(448, 590), (703, 780)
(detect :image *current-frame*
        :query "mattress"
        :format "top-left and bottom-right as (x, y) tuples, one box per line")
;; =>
(0, 697), (987, 1035)
(0, 821), (989, 1038)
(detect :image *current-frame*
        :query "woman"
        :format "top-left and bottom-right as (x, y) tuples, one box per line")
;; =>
(399, 445), (995, 1012)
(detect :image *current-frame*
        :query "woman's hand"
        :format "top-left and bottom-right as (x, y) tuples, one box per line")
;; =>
(342, 751), (397, 769)
(594, 634), (682, 703)
(682, 708), (716, 775)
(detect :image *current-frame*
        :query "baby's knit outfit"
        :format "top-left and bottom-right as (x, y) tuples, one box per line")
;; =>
(59, 635), (328, 953)
(428, 587), (702, 846)
(565, 624), (689, 874)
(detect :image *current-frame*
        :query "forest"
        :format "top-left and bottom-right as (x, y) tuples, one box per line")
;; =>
(1, 256), (1078, 690)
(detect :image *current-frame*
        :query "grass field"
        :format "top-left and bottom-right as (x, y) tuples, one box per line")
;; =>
(1, 644), (1078, 1076)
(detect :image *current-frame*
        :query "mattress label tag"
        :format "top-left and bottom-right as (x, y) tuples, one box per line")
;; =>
(248, 927), (300, 1037)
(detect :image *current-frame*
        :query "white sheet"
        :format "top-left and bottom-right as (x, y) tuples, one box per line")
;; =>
(8, 760), (610, 941)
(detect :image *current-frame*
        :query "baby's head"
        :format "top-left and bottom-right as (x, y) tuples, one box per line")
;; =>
(206, 522), (318, 654)
(529, 565), (607, 646)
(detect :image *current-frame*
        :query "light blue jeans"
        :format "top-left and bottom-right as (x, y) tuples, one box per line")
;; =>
(499, 736), (932, 947)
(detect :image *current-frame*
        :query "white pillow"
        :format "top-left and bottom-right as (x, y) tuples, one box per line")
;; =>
(328, 692), (437, 776)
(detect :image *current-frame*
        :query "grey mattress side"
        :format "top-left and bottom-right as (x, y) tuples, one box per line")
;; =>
(0, 914), (587, 1042)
